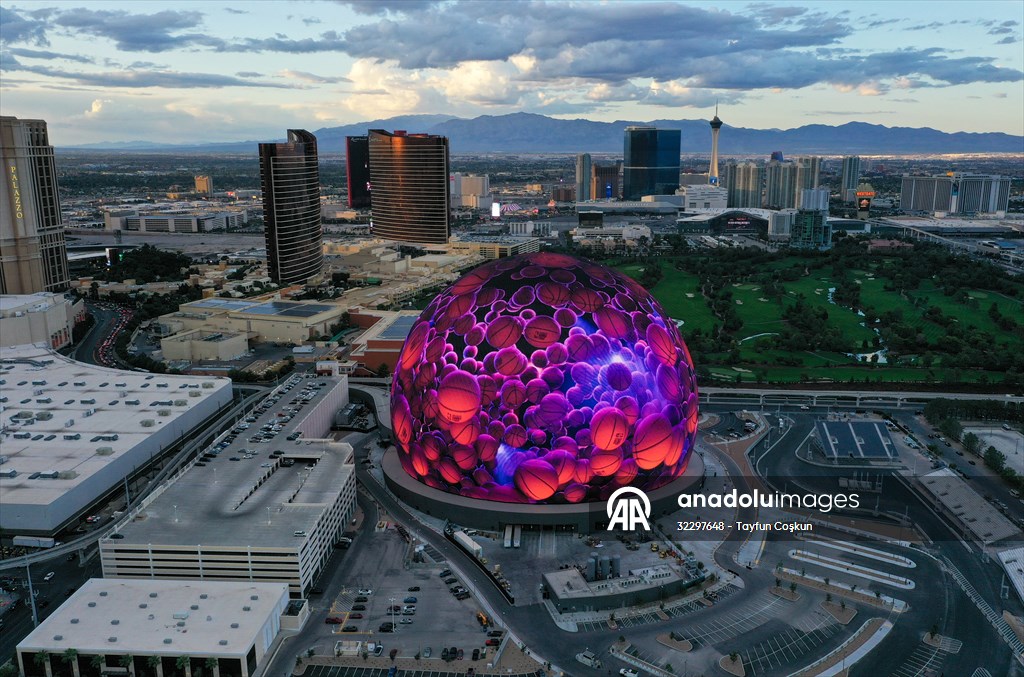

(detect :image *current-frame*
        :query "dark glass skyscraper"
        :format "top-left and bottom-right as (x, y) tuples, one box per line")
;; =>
(259, 129), (323, 285)
(622, 126), (681, 200)
(346, 135), (371, 208)
(368, 129), (450, 245)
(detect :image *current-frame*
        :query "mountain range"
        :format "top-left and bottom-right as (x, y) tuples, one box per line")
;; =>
(62, 112), (1024, 155)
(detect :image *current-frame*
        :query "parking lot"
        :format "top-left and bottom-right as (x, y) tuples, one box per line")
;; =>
(314, 525), (501, 661)
(575, 584), (742, 633)
(683, 594), (788, 648)
(737, 609), (842, 675)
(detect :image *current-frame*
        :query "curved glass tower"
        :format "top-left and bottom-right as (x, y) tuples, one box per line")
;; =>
(368, 129), (450, 245)
(259, 129), (323, 285)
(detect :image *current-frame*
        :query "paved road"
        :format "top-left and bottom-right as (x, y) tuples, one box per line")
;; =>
(0, 553), (103, 664)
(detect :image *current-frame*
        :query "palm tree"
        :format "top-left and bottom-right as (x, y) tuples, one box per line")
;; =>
(32, 652), (48, 674)
(174, 656), (190, 677)
(119, 656), (133, 677)
(203, 658), (217, 677)
(146, 655), (160, 677)
(62, 650), (79, 666)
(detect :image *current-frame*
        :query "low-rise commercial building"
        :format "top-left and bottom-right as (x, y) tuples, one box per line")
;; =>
(0, 344), (232, 534)
(157, 298), (346, 346)
(104, 207), (249, 233)
(160, 329), (249, 363)
(448, 236), (541, 259)
(0, 293), (84, 350)
(100, 376), (356, 597)
(543, 563), (706, 613)
(17, 579), (296, 677)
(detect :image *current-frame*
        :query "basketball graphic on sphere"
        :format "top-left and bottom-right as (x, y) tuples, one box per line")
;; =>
(391, 252), (698, 504)
(451, 443), (478, 471)
(646, 323), (678, 367)
(605, 362), (633, 391)
(573, 456), (598, 483)
(524, 315), (561, 349)
(563, 482), (588, 503)
(545, 449), (577, 485)
(590, 407), (629, 451)
(590, 447), (623, 476)
(514, 458), (560, 501)
(486, 315), (523, 349)
(633, 413), (675, 470)
(449, 417), (481, 446)
(615, 457), (639, 484)
(437, 371), (482, 424)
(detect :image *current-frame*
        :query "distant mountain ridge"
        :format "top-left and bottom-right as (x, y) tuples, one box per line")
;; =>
(62, 112), (1024, 154)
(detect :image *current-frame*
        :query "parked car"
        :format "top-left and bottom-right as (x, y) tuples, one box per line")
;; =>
(358, 588), (373, 595)
(487, 630), (504, 637)
(325, 616), (344, 624)
(444, 577), (458, 585)
(439, 569), (452, 577)
(485, 638), (500, 646)
(422, 647), (432, 658)
(407, 586), (421, 592)
(403, 596), (418, 603)
(352, 605), (366, 611)
(342, 626), (358, 632)
(620, 670), (639, 677)
(349, 613), (363, 619)
(456, 649), (464, 660)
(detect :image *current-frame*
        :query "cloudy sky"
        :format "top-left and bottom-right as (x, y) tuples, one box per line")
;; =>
(1, 0), (1022, 145)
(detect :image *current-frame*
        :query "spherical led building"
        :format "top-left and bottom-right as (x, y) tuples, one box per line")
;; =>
(388, 252), (699, 515)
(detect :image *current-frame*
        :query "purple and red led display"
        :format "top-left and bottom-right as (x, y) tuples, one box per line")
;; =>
(391, 252), (698, 504)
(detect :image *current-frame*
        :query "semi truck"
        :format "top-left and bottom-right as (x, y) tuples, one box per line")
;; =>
(453, 530), (483, 559)
(13, 536), (55, 549)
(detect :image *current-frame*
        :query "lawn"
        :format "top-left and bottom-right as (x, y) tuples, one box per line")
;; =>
(782, 274), (878, 349)
(909, 281), (1023, 340)
(616, 262), (719, 334)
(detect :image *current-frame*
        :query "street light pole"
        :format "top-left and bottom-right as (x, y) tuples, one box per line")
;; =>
(25, 564), (38, 627)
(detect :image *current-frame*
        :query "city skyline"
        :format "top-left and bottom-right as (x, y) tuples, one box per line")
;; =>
(1, 1), (1022, 145)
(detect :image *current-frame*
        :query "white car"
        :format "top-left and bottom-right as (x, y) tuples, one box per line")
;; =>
(358, 588), (373, 595)
(619, 670), (639, 677)
(43, 572), (55, 582)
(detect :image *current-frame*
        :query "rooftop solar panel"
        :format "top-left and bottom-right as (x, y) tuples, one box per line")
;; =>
(380, 316), (419, 340)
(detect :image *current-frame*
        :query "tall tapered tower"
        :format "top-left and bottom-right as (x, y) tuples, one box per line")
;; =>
(708, 105), (723, 186)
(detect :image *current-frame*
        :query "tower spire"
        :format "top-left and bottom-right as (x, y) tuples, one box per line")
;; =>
(709, 105), (723, 185)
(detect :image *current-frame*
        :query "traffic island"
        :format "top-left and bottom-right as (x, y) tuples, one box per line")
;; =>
(821, 600), (857, 625)
(718, 653), (746, 676)
(769, 584), (801, 601)
(922, 632), (961, 653)
(656, 633), (693, 652)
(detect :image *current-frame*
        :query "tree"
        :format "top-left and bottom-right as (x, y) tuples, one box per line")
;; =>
(929, 623), (938, 639)
(840, 599), (847, 611)
(826, 593), (832, 604)
(146, 655), (161, 677)
(89, 655), (104, 670)
(729, 652), (739, 663)
(376, 362), (391, 378)
(175, 656), (190, 677)
(775, 578), (781, 588)
(962, 432), (981, 455)
(0, 661), (19, 677)
(204, 658), (217, 676)
(789, 582), (797, 594)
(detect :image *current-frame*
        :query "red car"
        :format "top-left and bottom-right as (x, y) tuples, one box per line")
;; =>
(325, 616), (344, 624)
(485, 639), (500, 646)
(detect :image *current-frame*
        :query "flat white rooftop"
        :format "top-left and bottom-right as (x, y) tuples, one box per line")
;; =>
(997, 547), (1024, 606)
(0, 344), (232, 510)
(17, 578), (288, 656)
(920, 468), (1019, 544)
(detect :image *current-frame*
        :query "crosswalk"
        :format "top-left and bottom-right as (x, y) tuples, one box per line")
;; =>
(943, 555), (1024, 658)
